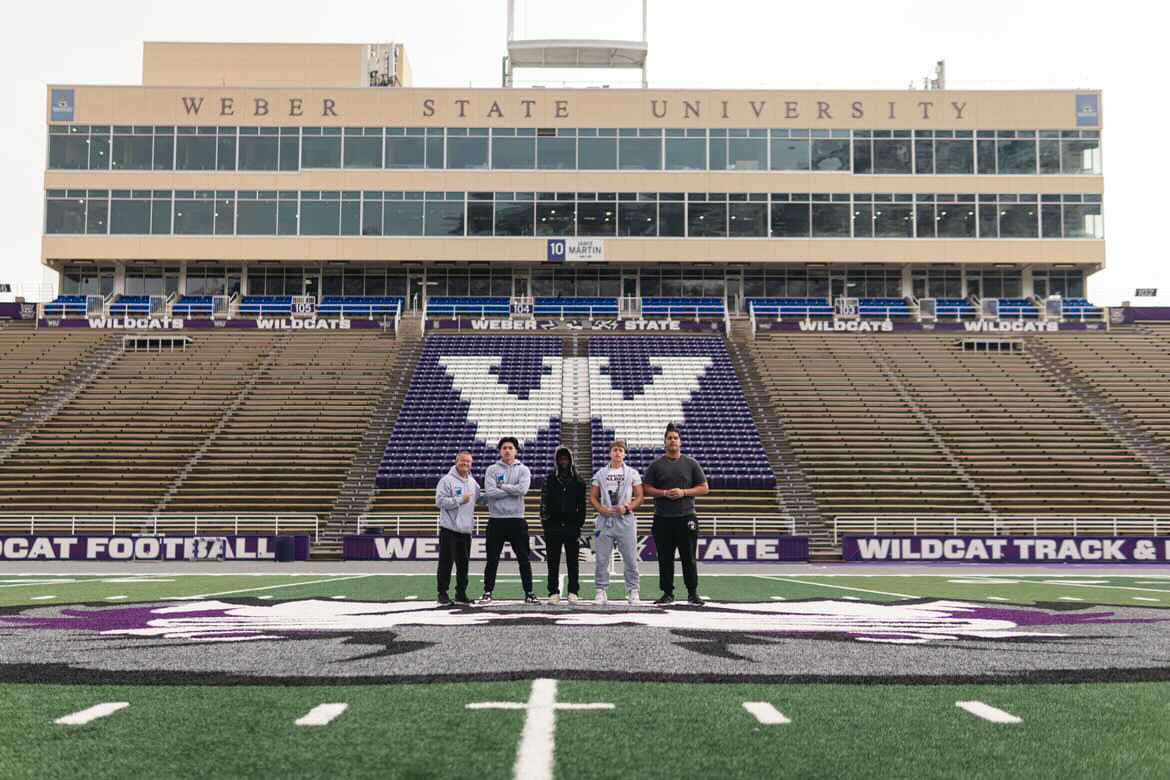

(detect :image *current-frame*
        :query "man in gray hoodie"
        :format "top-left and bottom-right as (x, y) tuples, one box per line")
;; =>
(435, 450), (480, 605)
(481, 436), (537, 604)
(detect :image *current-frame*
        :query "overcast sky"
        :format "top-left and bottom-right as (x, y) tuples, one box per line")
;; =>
(0, 1), (1159, 303)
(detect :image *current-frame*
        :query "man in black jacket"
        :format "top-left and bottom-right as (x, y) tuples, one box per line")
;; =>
(540, 445), (587, 604)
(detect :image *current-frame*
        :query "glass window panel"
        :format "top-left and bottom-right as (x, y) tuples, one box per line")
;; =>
(302, 135), (341, 168)
(997, 139), (1036, 174)
(811, 203), (850, 237)
(852, 203), (874, 238)
(1062, 139), (1101, 174)
(214, 196), (234, 235)
(153, 130), (174, 170)
(174, 197), (213, 234)
(237, 200), (277, 235)
(579, 136), (616, 169)
(176, 134), (216, 170)
(873, 139), (912, 174)
(708, 137), (727, 170)
(386, 135), (425, 168)
(111, 134), (153, 170)
(447, 136), (488, 169)
(727, 137), (766, 170)
(618, 137), (661, 170)
(48, 132), (90, 169)
(216, 132), (236, 171)
(536, 136), (575, 169)
(914, 138), (934, 174)
(151, 198), (171, 234)
(1041, 204), (1062, 238)
(659, 202), (685, 236)
(978, 203), (999, 238)
(385, 201), (425, 235)
(770, 138), (810, 171)
(936, 203), (976, 237)
(109, 199), (150, 234)
(277, 200), (299, 235)
(1063, 203), (1103, 239)
(46, 197), (86, 233)
(88, 129), (110, 169)
(1038, 140), (1061, 174)
(811, 139), (849, 171)
(688, 202), (727, 237)
(536, 202), (575, 236)
(467, 202), (494, 235)
(852, 140), (872, 173)
(344, 135), (382, 168)
(239, 134), (278, 170)
(577, 202), (616, 237)
(728, 203), (766, 237)
(494, 202), (534, 236)
(492, 136), (535, 169)
(618, 202), (656, 237)
(665, 137), (705, 170)
(425, 134), (444, 168)
(301, 200), (340, 235)
(771, 203), (810, 237)
(976, 139), (997, 174)
(999, 204), (1037, 238)
(915, 204), (935, 238)
(934, 139), (974, 174)
(424, 201), (465, 235)
(278, 132), (299, 171)
(874, 204), (914, 238)
(341, 200), (360, 235)
(361, 201), (383, 236)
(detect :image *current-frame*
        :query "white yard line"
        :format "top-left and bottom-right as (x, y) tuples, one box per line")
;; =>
(986, 596), (1010, 601)
(756, 576), (918, 599)
(956, 701), (1021, 724)
(165, 574), (374, 600)
(1058, 597), (1084, 602)
(1133, 597), (1161, 602)
(56, 702), (129, 725)
(104, 595), (127, 601)
(743, 702), (790, 725)
(1044, 582), (1170, 596)
(29, 595), (57, 601)
(295, 703), (348, 727)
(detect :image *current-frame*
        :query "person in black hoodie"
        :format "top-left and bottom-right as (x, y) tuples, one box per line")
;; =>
(540, 445), (587, 604)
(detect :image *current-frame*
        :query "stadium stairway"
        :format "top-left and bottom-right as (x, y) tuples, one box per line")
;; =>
(560, 334), (592, 475)
(725, 340), (829, 552)
(318, 336), (424, 558)
(1026, 334), (1170, 486)
(0, 333), (122, 465)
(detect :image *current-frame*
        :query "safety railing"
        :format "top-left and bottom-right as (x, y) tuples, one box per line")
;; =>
(832, 514), (1170, 544)
(0, 513), (320, 540)
(354, 513), (797, 536)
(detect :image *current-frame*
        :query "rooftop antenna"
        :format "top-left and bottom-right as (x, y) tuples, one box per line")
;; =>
(503, 0), (649, 88)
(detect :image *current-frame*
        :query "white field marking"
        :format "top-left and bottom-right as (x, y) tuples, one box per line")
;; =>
(55, 702), (129, 725)
(99, 578), (176, 584)
(1047, 582), (1170, 596)
(29, 595), (57, 601)
(404, 595), (418, 601)
(1133, 597), (1161, 602)
(769, 596), (786, 601)
(743, 702), (790, 725)
(295, 703), (348, 727)
(330, 595), (347, 600)
(1058, 597), (1084, 602)
(756, 576), (918, 600)
(466, 679), (613, 780)
(257, 595), (273, 600)
(956, 701), (1022, 724)
(104, 595), (127, 601)
(841, 596), (860, 601)
(163, 574), (375, 600)
(1040, 580), (1108, 585)
(946, 579), (1022, 585)
(0, 579), (77, 589)
(986, 596), (1010, 601)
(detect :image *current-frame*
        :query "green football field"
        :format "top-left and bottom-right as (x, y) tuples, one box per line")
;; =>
(2, 572), (1170, 779)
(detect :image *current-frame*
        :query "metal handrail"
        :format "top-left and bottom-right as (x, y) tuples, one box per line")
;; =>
(832, 514), (1170, 543)
(0, 513), (320, 540)
(355, 513), (797, 537)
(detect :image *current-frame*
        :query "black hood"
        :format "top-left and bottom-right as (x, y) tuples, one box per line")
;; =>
(552, 445), (578, 480)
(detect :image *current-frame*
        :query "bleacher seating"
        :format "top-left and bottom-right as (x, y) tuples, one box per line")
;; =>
(934, 298), (977, 318)
(589, 336), (774, 488)
(534, 297), (618, 317)
(859, 298), (912, 318)
(0, 328), (109, 427)
(377, 335), (563, 488)
(995, 298), (1040, 319)
(641, 297), (725, 318)
(107, 296), (151, 316)
(425, 297), (510, 317)
(749, 298), (833, 318)
(42, 295), (89, 317)
(1057, 298), (1104, 319)
(318, 296), (403, 317)
(238, 296), (293, 316)
(171, 296), (214, 316)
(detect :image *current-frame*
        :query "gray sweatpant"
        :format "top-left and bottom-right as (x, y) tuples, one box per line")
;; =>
(594, 529), (640, 591)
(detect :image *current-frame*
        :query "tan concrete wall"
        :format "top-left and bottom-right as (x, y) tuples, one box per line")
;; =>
(49, 85), (1101, 130)
(142, 43), (367, 88)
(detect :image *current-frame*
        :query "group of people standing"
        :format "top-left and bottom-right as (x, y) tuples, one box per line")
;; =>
(434, 423), (709, 606)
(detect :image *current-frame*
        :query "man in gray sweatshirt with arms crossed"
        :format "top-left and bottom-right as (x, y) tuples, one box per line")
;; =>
(481, 437), (538, 604)
(435, 450), (480, 605)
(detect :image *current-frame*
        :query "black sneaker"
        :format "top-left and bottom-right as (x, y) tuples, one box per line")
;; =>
(524, 593), (540, 604)
(479, 592), (493, 604)
(437, 592), (451, 605)
(687, 592), (705, 606)
(654, 593), (675, 606)
(454, 593), (472, 605)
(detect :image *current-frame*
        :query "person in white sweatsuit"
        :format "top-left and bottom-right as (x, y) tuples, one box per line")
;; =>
(590, 440), (645, 605)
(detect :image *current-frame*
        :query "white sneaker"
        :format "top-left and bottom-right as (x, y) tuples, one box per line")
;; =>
(628, 588), (640, 605)
(567, 593), (579, 604)
(548, 593), (560, 605)
(595, 589), (608, 605)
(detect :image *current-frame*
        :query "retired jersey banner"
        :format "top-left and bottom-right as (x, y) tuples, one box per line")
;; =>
(844, 535), (1170, 563)
(0, 534), (311, 561)
(345, 534), (809, 563)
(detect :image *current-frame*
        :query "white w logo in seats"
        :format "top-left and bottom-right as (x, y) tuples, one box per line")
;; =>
(439, 355), (712, 450)
(589, 356), (712, 448)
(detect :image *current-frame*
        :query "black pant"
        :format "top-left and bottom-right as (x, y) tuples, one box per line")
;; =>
(437, 527), (471, 597)
(482, 517), (534, 595)
(543, 522), (581, 595)
(653, 514), (699, 596)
